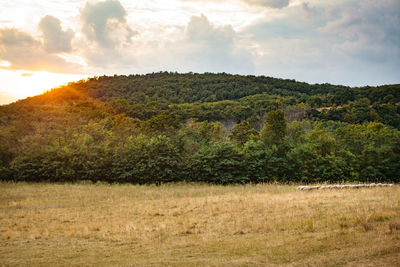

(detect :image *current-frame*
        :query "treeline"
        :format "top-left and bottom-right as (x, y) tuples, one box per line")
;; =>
(0, 72), (399, 184)
(68, 72), (400, 106)
(1, 110), (399, 183)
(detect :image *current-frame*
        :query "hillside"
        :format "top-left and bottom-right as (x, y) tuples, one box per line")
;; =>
(1, 72), (399, 183)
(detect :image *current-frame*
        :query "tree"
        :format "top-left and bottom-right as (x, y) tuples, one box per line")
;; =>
(112, 135), (184, 184)
(191, 142), (246, 184)
(0, 138), (12, 180)
(260, 110), (287, 146)
(141, 113), (181, 136)
(230, 120), (258, 146)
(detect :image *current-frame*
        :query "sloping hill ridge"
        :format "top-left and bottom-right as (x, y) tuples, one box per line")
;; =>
(0, 72), (399, 184)
(36, 72), (400, 127)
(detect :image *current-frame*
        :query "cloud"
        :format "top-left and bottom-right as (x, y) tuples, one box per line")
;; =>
(2, 0), (393, 86)
(76, 3), (254, 74)
(143, 14), (253, 74)
(243, 0), (290, 9)
(21, 72), (33, 77)
(180, 0), (290, 9)
(186, 14), (235, 44)
(186, 14), (234, 50)
(179, 14), (253, 73)
(242, 0), (400, 85)
(320, 0), (400, 62)
(77, 0), (138, 69)
(80, 0), (135, 49)
(38, 15), (74, 53)
(96, 13), (254, 75)
(0, 28), (82, 73)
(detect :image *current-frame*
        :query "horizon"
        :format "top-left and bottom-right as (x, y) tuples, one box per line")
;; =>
(1, 0), (399, 105)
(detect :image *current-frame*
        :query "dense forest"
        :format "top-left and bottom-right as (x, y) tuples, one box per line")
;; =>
(1, 72), (399, 184)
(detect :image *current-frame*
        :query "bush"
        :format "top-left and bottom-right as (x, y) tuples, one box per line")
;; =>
(112, 135), (184, 184)
(190, 142), (248, 184)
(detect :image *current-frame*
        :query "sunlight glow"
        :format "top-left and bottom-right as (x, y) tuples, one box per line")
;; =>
(0, 61), (11, 68)
(0, 70), (87, 101)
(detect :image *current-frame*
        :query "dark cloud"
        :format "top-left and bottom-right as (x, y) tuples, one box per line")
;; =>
(38, 15), (74, 53)
(301, 2), (319, 18)
(180, 0), (290, 9)
(80, 0), (134, 48)
(0, 28), (82, 73)
(244, 0), (290, 9)
(321, 0), (400, 62)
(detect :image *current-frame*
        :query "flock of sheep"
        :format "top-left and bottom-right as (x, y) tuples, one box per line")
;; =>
(297, 183), (393, 191)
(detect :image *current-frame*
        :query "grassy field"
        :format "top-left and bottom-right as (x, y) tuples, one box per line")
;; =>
(1, 182), (399, 266)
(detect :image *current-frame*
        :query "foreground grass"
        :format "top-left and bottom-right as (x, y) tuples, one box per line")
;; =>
(0, 182), (399, 266)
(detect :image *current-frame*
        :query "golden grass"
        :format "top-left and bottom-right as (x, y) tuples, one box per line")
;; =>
(0, 182), (399, 266)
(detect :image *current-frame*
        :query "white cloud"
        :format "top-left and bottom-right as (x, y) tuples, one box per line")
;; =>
(38, 15), (74, 53)
(180, 14), (253, 73)
(0, 27), (82, 73)
(80, 0), (135, 48)
(77, 6), (254, 75)
(129, 14), (254, 75)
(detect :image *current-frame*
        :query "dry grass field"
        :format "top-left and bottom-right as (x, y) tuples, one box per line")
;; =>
(1, 182), (399, 266)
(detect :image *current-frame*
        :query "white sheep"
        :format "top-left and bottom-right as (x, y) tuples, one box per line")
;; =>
(297, 183), (393, 191)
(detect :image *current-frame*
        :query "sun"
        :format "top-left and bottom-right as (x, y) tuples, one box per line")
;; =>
(0, 69), (87, 101)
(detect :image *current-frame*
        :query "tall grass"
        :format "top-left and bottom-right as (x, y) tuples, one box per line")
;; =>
(1, 182), (399, 266)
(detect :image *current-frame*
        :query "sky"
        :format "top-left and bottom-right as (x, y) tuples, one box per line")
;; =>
(0, 0), (399, 104)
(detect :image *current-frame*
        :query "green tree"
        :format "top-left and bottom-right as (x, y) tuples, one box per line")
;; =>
(0, 138), (13, 180)
(242, 139), (267, 182)
(230, 120), (259, 146)
(112, 135), (184, 184)
(308, 124), (336, 156)
(260, 110), (287, 146)
(141, 113), (181, 136)
(191, 142), (246, 184)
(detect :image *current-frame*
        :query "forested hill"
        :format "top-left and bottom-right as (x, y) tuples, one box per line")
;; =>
(1, 72), (399, 184)
(65, 72), (399, 104)
(9, 72), (399, 127)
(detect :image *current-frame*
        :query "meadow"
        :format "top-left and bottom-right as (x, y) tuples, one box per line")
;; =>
(1, 182), (399, 266)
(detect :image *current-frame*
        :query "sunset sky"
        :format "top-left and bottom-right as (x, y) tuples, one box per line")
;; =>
(0, 0), (399, 104)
